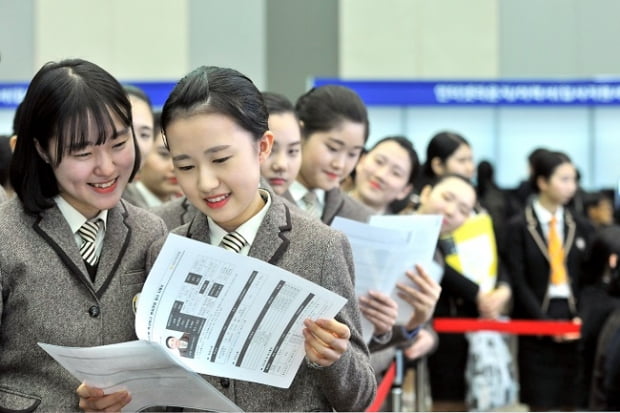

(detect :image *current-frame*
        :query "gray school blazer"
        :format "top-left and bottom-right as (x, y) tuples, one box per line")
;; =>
(146, 191), (377, 412)
(282, 187), (374, 225)
(149, 196), (198, 231)
(0, 198), (168, 412)
(0, 186), (7, 203)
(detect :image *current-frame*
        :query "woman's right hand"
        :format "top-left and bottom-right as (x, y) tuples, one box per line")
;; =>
(76, 383), (131, 412)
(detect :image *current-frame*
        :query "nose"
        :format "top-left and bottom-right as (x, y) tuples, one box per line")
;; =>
(94, 150), (115, 176)
(271, 152), (286, 172)
(443, 201), (456, 218)
(197, 166), (219, 193)
(330, 152), (346, 171)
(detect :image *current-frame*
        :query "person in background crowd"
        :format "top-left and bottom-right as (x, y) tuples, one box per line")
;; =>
(583, 190), (615, 229)
(259, 91), (302, 196)
(124, 111), (182, 208)
(506, 150), (594, 411)
(577, 225), (620, 409)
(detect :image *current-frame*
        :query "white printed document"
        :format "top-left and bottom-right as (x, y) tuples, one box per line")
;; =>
(135, 233), (347, 389)
(39, 340), (241, 412)
(332, 215), (442, 330)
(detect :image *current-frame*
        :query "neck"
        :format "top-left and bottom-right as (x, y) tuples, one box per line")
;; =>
(349, 187), (386, 214)
(537, 194), (560, 214)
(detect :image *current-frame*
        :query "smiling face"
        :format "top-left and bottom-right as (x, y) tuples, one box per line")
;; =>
(166, 112), (273, 232)
(418, 176), (476, 235)
(352, 140), (413, 212)
(45, 114), (135, 219)
(260, 112), (302, 195)
(297, 120), (365, 191)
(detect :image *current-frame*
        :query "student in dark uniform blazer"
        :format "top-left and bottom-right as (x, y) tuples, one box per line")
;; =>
(505, 150), (594, 410)
(78, 66), (376, 412)
(285, 84), (374, 225)
(0, 59), (167, 412)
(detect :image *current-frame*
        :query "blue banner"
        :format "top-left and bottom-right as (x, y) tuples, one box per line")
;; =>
(0, 81), (177, 109)
(312, 79), (620, 106)
(5, 79), (620, 108)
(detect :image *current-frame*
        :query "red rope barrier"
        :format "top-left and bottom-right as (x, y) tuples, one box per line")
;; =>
(433, 317), (581, 335)
(365, 360), (396, 412)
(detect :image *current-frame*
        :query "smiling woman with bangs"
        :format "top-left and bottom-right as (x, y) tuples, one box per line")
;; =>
(0, 58), (167, 411)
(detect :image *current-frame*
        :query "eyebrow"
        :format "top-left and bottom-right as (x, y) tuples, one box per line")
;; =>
(112, 127), (131, 139)
(327, 137), (364, 150)
(172, 144), (230, 162)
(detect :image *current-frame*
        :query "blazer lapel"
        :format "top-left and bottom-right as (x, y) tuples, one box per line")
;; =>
(322, 188), (344, 225)
(249, 196), (291, 265)
(525, 204), (551, 262)
(94, 203), (130, 296)
(563, 209), (576, 255)
(33, 206), (97, 297)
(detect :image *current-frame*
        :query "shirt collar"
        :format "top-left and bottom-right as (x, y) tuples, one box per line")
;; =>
(532, 198), (564, 225)
(207, 189), (271, 252)
(289, 180), (325, 208)
(54, 195), (108, 234)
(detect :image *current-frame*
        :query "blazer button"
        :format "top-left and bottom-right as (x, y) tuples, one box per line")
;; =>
(220, 378), (230, 388)
(88, 305), (100, 317)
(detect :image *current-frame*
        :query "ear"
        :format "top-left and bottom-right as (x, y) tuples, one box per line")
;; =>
(34, 139), (51, 164)
(537, 176), (548, 193)
(395, 183), (414, 201)
(609, 253), (618, 269)
(257, 131), (274, 163)
(430, 157), (445, 176)
(9, 135), (17, 152)
(417, 184), (432, 211)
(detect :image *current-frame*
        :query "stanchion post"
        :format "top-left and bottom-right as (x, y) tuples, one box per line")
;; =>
(414, 357), (427, 412)
(389, 349), (405, 412)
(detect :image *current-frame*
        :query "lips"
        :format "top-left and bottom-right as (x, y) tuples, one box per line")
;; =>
(369, 180), (381, 190)
(204, 193), (230, 209)
(324, 171), (339, 181)
(89, 178), (118, 194)
(269, 177), (287, 187)
(167, 177), (178, 184)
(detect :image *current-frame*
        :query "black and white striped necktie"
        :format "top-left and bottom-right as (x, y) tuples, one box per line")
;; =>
(219, 231), (247, 254)
(78, 220), (102, 266)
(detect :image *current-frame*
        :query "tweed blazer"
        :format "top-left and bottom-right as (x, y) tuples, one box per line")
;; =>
(146, 190), (377, 412)
(282, 187), (374, 225)
(149, 196), (198, 231)
(0, 186), (7, 203)
(506, 203), (594, 319)
(0, 198), (167, 412)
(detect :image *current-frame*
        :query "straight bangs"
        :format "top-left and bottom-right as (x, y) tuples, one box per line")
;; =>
(51, 86), (132, 167)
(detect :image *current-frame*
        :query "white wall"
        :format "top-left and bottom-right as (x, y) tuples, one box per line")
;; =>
(339, 0), (499, 78)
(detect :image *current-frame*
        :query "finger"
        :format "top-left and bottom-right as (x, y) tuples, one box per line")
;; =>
(78, 391), (130, 412)
(76, 383), (104, 399)
(304, 320), (350, 354)
(313, 318), (351, 340)
(360, 308), (396, 327)
(359, 300), (398, 321)
(366, 290), (398, 308)
(303, 329), (348, 363)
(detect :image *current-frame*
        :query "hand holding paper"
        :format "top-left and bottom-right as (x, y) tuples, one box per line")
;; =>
(396, 264), (442, 331)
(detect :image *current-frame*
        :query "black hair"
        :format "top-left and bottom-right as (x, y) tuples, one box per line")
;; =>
(476, 160), (498, 197)
(295, 85), (369, 143)
(153, 110), (162, 140)
(529, 150), (572, 193)
(161, 66), (268, 145)
(0, 135), (12, 188)
(10, 58), (139, 214)
(581, 225), (620, 294)
(428, 172), (476, 192)
(261, 91), (295, 116)
(367, 135), (419, 187)
(528, 147), (550, 167)
(123, 84), (153, 110)
(422, 131), (470, 179)
(584, 190), (612, 211)
(12, 101), (23, 136)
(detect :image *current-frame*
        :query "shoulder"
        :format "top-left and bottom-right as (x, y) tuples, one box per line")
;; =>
(118, 200), (167, 233)
(0, 197), (33, 230)
(122, 183), (148, 208)
(327, 188), (374, 222)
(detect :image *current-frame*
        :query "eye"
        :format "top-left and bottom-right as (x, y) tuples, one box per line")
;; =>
(348, 150), (361, 159)
(213, 156), (231, 164)
(288, 148), (300, 156)
(326, 144), (338, 153)
(175, 164), (194, 171)
(113, 140), (128, 149)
